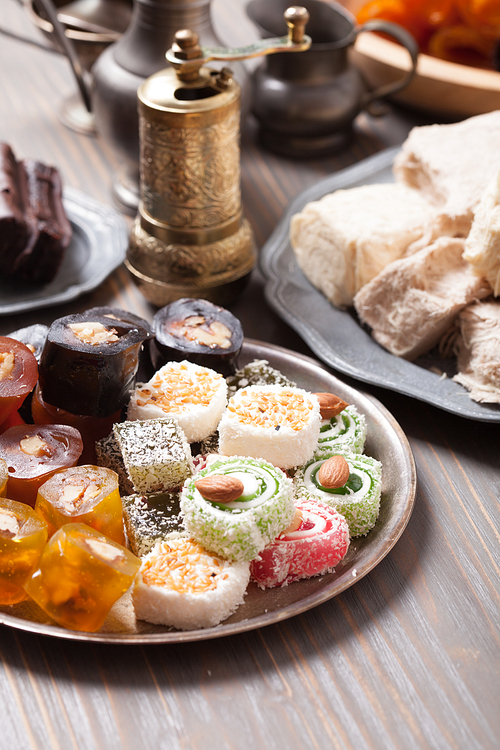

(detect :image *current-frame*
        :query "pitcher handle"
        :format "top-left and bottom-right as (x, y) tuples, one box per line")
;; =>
(354, 20), (418, 108)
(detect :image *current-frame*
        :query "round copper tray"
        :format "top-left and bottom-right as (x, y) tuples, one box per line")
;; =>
(0, 340), (416, 643)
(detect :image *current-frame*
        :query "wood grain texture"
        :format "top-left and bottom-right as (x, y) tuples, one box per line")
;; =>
(0, 2), (499, 748)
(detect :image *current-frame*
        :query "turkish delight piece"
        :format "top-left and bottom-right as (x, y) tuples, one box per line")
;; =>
(24, 523), (140, 633)
(250, 496), (349, 588)
(113, 417), (194, 494)
(218, 385), (321, 470)
(181, 455), (294, 563)
(0, 497), (48, 605)
(95, 431), (134, 496)
(128, 360), (227, 443)
(121, 490), (184, 557)
(294, 451), (382, 538)
(315, 404), (367, 456)
(34, 464), (125, 545)
(133, 536), (250, 630)
(226, 359), (296, 394)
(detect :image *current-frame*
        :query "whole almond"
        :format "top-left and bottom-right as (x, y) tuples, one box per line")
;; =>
(313, 392), (348, 419)
(195, 475), (244, 503)
(317, 455), (350, 489)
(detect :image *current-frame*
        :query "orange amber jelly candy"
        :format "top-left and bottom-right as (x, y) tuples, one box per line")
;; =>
(0, 424), (83, 507)
(0, 458), (7, 496)
(32, 382), (122, 465)
(23, 523), (140, 632)
(0, 498), (48, 605)
(0, 337), (38, 429)
(35, 465), (125, 545)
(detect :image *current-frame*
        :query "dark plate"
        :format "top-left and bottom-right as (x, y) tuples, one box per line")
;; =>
(259, 147), (500, 423)
(0, 340), (415, 643)
(0, 188), (128, 315)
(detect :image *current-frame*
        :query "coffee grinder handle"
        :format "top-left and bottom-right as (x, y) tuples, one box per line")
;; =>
(167, 6), (311, 81)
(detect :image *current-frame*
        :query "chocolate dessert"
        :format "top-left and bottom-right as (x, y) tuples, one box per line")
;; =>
(0, 144), (72, 285)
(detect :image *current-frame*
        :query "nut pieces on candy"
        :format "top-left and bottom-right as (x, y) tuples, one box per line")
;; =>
(313, 392), (348, 419)
(195, 475), (245, 503)
(317, 455), (350, 489)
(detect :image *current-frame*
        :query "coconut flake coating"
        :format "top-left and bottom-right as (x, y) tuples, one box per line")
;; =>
(294, 451), (382, 537)
(250, 496), (350, 588)
(218, 385), (321, 469)
(95, 431), (134, 495)
(127, 360), (228, 443)
(121, 491), (184, 557)
(132, 536), (250, 630)
(180, 455), (295, 562)
(113, 417), (193, 494)
(314, 404), (367, 457)
(226, 359), (297, 394)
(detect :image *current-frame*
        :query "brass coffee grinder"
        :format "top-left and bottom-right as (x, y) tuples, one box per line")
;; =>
(126, 7), (310, 307)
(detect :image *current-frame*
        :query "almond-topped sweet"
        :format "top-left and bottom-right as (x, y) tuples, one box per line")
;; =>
(0, 337), (38, 429)
(181, 455), (295, 562)
(195, 475), (244, 503)
(34, 465), (124, 544)
(150, 298), (244, 377)
(317, 455), (350, 489)
(313, 392), (348, 420)
(68, 321), (119, 346)
(0, 424), (83, 507)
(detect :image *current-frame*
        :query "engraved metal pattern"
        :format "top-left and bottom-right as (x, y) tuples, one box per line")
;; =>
(128, 216), (256, 284)
(140, 112), (240, 228)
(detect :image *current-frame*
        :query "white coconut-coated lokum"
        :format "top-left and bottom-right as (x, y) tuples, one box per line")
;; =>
(218, 385), (321, 469)
(132, 536), (250, 630)
(127, 360), (227, 442)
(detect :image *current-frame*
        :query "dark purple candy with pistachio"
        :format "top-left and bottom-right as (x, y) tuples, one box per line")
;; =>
(150, 298), (244, 377)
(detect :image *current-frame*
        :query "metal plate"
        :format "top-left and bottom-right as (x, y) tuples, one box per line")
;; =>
(0, 340), (416, 643)
(259, 148), (500, 423)
(0, 188), (127, 315)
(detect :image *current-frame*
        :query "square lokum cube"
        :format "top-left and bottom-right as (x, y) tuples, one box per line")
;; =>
(113, 418), (194, 494)
(122, 491), (184, 557)
(95, 431), (134, 495)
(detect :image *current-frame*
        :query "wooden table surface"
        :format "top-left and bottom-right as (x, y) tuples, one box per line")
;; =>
(1, 1), (499, 748)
